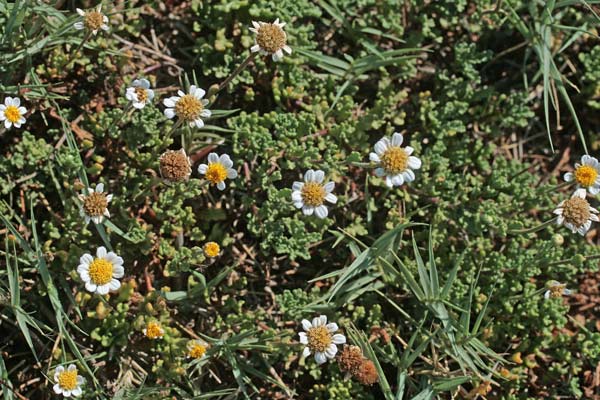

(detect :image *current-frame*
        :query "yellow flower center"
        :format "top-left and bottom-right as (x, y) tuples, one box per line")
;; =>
(88, 258), (113, 285)
(256, 23), (287, 54)
(307, 326), (332, 353)
(380, 146), (408, 175)
(4, 105), (21, 123)
(82, 192), (108, 217)
(57, 369), (78, 391)
(203, 242), (220, 258)
(145, 322), (163, 339)
(575, 165), (598, 188)
(84, 11), (104, 31)
(205, 163), (228, 185)
(301, 182), (326, 207)
(134, 87), (148, 103)
(159, 150), (191, 182)
(175, 94), (203, 122)
(189, 343), (207, 359)
(562, 197), (591, 228)
(549, 284), (566, 298)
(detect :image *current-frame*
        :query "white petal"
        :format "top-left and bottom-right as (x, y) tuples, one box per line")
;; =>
(304, 170), (315, 182)
(217, 181), (226, 190)
(208, 153), (219, 163)
(71, 387), (82, 397)
(96, 183), (104, 193)
(326, 323), (338, 332)
(325, 343), (338, 358)
(323, 182), (335, 193)
(74, 22), (84, 29)
(96, 246), (107, 258)
(385, 176), (394, 188)
(53, 384), (62, 394)
(227, 169), (238, 179)
(544, 290), (551, 299)
(194, 118), (205, 128)
(109, 279), (121, 291)
(76, 8), (85, 15)
(97, 284), (110, 295)
(301, 319), (312, 331)
(332, 334), (346, 344)
(85, 282), (97, 292)
(408, 156), (422, 169)
(293, 201), (304, 209)
(220, 154), (233, 168)
(391, 174), (404, 186)
(283, 45), (292, 54)
(298, 332), (308, 344)
(404, 146), (414, 155)
(291, 191), (302, 202)
(250, 44), (261, 53)
(325, 193), (337, 204)
(564, 172), (574, 182)
(374, 140), (387, 155)
(164, 108), (175, 119)
(315, 205), (328, 219)
(374, 167), (386, 177)
(369, 153), (381, 162)
(80, 253), (93, 265)
(403, 169), (416, 182)
(302, 206), (314, 215)
(314, 352), (327, 364)
(198, 164), (208, 174)
(292, 182), (304, 191)
(391, 132), (403, 146)
(314, 170), (325, 183)
(302, 347), (311, 357)
(590, 186), (600, 195)
(163, 97), (176, 108)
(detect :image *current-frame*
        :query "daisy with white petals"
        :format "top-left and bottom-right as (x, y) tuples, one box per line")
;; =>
(198, 153), (237, 190)
(291, 169), (337, 218)
(369, 132), (422, 188)
(53, 364), (84, 397)
(125, 79), (155, 109)
(299, 315), (346, 365)
(564, 155), (600, 195)
(553, 189), (599, 235)
(163, 85), (211, 128)
(0, 97), (27, 129)
(78, 183), (113, 224)
(74, 5), (109, 35)
(77, 246), (124, 295)
(544, 280), (572, 300)
(249, 19), (292, 61)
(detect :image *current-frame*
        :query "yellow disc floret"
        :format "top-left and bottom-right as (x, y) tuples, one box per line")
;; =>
(84, 11), (104, 31)
(188, 342), (207, 359)
(88, 258), (113, 285)
(205, 163), (228, 185)
(561, 197), (591, 228)
(203, 242), (220, 258)
(256, 23), (287, 54)
(575, 165), (598, 188)
(135, 87), (148, 103)
(380, 146), (408, 175)
(145, 322), (163, 339)
(301, 182), (326, 207)
(549, 284), (566, 298)
(82, 192), (108, 217)
(4, 106), (21, 123)
(175, 94), (203, 122)
(306, 326), (333, 353)
(57, 369), (78, 391)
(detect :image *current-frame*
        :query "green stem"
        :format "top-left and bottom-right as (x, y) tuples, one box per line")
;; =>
(166, 118), (184, 139)
(544, 180), (573, 194)
(209, 52), (257, 97)
(65, 31), (92, 68)
(548, 253), (600, 267)
(114, 103), (133, 128)
(507, 217), (557, 235)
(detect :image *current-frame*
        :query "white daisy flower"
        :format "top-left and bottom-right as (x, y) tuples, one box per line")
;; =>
(78, 183), (113, 224)
(0, 97), (27, 129)
(53, 364), (84, 397)
(125, 79), (155, 109)
(163, 85), (211, 128)
(291, 169), (337, 218)
(198, 153), (237, 190)
(249, 19), (292, 61)
(143, 321), (164, 339)
(74, 5), (109, 35)
(369, 132), (422, 188)
(77, 246), (124, 295)
(564, 155), (600, 195)
(298, 315), (346, 365)
(544, 280), (572, 300)
(553, 189), (599, 235)
(187, 339), (209, 359)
